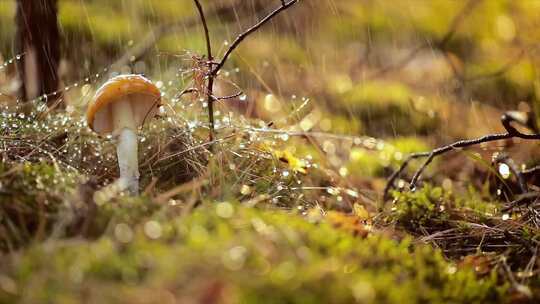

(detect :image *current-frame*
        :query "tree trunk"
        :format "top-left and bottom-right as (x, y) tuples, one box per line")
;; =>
(15, 0), (62, 109)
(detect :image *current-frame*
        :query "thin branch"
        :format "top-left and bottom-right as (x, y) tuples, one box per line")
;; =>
(384, 112), (540, 200)
(192, 0), (299, 146)
(502, 192), (540, 212)
(523, 166), (540, 176)
(211, 0), (299, 76)
(408, 133), (514, 189)
(212, 91), (244, 101)
(193, 0), (215, 142)
(437, 0), (482, 49)
(193, 2), (213, 61)
(383, 152), (429, 200)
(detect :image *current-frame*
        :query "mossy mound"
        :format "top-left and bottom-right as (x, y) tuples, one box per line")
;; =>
(387, 185), (539, 299)
(0, 203), (505, 304)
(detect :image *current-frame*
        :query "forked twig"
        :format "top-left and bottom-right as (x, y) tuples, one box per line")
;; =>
(192, 0), (299, 145)
(210, 0), (298, 75)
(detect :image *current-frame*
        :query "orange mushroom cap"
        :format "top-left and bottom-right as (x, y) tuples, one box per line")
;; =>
(86, 74), (161, 134)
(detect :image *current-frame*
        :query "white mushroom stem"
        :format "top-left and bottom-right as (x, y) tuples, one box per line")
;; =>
(112, 99), (139, 195)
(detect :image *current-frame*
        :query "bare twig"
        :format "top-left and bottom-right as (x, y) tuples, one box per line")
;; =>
(192, 0), (299, 146)
(502, 192), (540, 212)
(212, 91), (244, 101)
(384, 112), (540, 200)
(211, 0), (298, 76)
(523, 166), (540, 176)
(437, 0), (482, 49)
(193, 0), (215, 142)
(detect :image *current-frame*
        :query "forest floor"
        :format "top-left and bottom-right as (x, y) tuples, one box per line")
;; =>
(1, 0), (540, 303)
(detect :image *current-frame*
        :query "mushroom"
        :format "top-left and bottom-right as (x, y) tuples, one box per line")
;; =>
(87, 74), (161, 195)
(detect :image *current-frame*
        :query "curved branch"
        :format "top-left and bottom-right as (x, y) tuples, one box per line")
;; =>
(211, 0), (299, 76)
(384, 112), (540, 200)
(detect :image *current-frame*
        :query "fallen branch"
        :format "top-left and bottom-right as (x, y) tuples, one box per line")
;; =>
(384, 111), (540, 200)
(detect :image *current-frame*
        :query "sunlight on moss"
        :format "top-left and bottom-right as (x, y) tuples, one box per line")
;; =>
(0, 204), (505, 303)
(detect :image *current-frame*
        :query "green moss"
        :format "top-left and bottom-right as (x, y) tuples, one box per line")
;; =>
(390, 185), (451, 228)
(455, 187), (501, 221)
(0, 161), (80, 250)
(0, 204), (505, 303)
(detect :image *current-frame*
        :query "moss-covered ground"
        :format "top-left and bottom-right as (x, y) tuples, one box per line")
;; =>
(1, 0), (540, 303)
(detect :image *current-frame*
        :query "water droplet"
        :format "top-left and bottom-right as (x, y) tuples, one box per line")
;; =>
(216, 202), (234, 218)
(240, 185), (251, 195)
(114, 223), (133, 243)
(499, 163), (511, 179)
(144, 221), (162, 239)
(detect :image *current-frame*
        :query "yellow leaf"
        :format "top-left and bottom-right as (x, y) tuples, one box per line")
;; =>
(274, 150), (307, 174)
(326, 211), (369, 238)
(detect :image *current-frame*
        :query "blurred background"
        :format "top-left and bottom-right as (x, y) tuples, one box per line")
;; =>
(1, 0), (540, 188)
